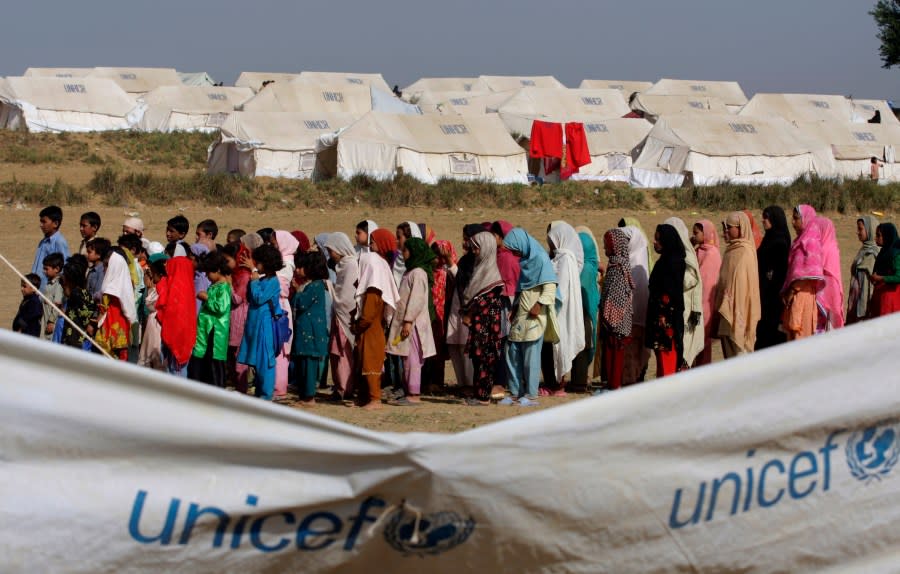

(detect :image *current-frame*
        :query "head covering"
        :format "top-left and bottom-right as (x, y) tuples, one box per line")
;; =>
(356, 252), (400, 325)
(757, 206), (791, 332)
(492, 220), (514, 238)
(190, 243), (208, 257)
(856, 216), (880, 267)
(503, 228), (557, 292)
(431, 240), (456, 323)
(743, 210), (763, 249)
(576, 227), (601, 339)
(123, 217), (144, 233)
(619, 216), (654, 271)
(404, 237), (437, 320)
(664, 216), (704, 364)
(156, 257), (197, 365)
(813, 216), (844, 330)
(290, 230), (311, 253)
(874, 223), (899, 276)
(364, 220), (379, 240)
(101, 251), (138, 324)
(370, 228), (397, 264)
(548, 221), (585, 271)
(241, 232), (264, 251)
(463, 231), (504, 305)
(325, 232), (359, 342)
(695, 220), (722, 332)
(148, 252), (169, 264)
(601, 228), (634, 338)
(405, 221), (423, 239)
(621, 226), (650, 327)
(463, 223), (487, 241)
(420, 224), (436, 245)
(433, 240), (458, 267)
(147, 241), (165, 256)
(274, 230), (300, 264)
(716, 212), (761, 352)
(783, 204), (824, 292)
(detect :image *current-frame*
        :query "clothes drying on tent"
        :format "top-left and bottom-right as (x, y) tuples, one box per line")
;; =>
(529, 120), (591, 180)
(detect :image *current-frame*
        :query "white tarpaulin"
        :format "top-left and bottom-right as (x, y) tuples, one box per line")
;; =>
(136, 86), (254, 132)
(1, 312), (900, 572)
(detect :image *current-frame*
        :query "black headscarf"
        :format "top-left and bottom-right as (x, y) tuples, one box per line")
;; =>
(874, 223), (899, 276)
(646, 224), (686, 354)
(757, 206), (791, 313)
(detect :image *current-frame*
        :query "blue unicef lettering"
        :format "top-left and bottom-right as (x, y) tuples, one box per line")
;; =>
(845, 421), (900, 483)
(383, 509), (475, 557)
(668, 432), (841, 529)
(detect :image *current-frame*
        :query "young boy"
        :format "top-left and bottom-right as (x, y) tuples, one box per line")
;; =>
(226, 228), (246, 245)
(196, 219), (219, 251)
(13, 273), (43, 337)
(189, 251), (232, 387)
(78, 212), (102, 255)
(32, 205), (70, 289)
(40, 252), (65, 340)
(86, 238), (111, 304)
(166, 215), (190, 257)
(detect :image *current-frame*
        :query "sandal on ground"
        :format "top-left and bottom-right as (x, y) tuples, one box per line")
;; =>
(390, 397), (421, 406)
(464, 398), (490, 407)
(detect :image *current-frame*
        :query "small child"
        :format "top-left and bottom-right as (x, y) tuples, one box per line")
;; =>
(196, 219), (219, 251)
(291, 251), (331, 404)
(871, 156), (884, 181)
(13, 274), (43, 337)
(226, 228), (246, 245)
(60, 255), (97, 350)
(165, 215), (190, 257)
(189, 251), (233, 387)
(138, 255), (168, 371)
(40, 253), (65, 340)
(32, 205), (69, 289)
(118, 234), (146, 360)
(85, 238), (110, 304)
(237, 244), (284, 400)
(78, 211), (102, 255)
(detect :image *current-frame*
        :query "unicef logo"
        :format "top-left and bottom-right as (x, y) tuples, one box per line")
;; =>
(383, 506), (475, 557)
(845, 421), (900, 483)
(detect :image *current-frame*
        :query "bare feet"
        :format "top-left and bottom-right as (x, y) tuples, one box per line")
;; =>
(362, 401), (383, 411)
(296, 399), (315, 408)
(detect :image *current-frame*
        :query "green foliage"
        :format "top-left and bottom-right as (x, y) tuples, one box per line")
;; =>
(655, 176), (899, 213)
(871, 0), (900, 68)
(0, 177), (87, 204)
(97, 131), (216, 168)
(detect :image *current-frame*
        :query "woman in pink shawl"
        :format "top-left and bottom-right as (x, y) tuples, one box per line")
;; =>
(782, 205), (824, 340)
(272, 230), (300, 398)
(692, 220), (721, 365)
(812, 216), (844, 331)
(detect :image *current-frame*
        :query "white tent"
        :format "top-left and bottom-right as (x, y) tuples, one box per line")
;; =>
(234, 72), (303, 92)
(295, 71), (393, 94)
(630, 93), (731, 122)
(490, 88), (631, 138)
(630, 113), (835, 187)
(644, 78), (748, 112)
(318, 112), (529, 184)
(476, 75), (566, 92)
(0, 76), (140, 132)
(795, 121), (900, 181)
(207, 111), (359, 179)
(739, 93), (856, 124)
(2, 306), (900, 572)
(238, 82), (374, 116)
(402, 77), (482, 99)
(135, 86), (254, 132)
(412, 90), (491, 115)
(23, 67), (92, 78)
(568, 118), (654, 182)
(86, 67), (182, 95)
(579, 79), (653, 95)
(178, 72), (217, 87)
(850, 98), (900, 125)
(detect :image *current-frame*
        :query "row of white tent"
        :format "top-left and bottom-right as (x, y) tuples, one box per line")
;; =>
(1, 68), (898, 187)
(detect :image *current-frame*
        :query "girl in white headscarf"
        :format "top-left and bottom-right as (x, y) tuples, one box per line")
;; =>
(542, 221), (585, 395)
(663, 217), (704, 368)
(324, 232), (359, 401)
(391, 221), (423, 287)
(354, 220), (379, 255)
(95, 249), (137, 360)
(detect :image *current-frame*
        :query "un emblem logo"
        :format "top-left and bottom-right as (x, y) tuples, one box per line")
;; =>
(383, 508), (475, 557)
(845, 421), (900, 483)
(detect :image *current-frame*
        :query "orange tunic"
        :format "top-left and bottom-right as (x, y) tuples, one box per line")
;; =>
(355, 289), (386, 376)
(783, 280), (817, 340)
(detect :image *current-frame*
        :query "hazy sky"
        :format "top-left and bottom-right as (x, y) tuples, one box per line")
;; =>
(2, 0), (896, 99)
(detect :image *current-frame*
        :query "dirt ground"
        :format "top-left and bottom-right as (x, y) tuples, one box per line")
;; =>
(0, 202), (879, 432)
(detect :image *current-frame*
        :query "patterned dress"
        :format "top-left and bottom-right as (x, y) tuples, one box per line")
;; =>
(62, 287), (96, 348)
(465, 287), (504, 401)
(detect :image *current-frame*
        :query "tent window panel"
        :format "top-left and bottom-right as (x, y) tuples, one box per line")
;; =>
(206, 113), (229, 127)
(449, 154), (480, 175)
(736, 157), (764, 175)
(607, 154), (629, 171)
(657, 147), (675, 169)
(299, 153), (317, 172)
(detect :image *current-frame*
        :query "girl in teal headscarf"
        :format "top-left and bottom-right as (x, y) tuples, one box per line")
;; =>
(571, 226), (600, 391)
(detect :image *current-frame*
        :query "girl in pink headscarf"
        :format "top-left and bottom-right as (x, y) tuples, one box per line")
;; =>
(272, 230), (300, 398)
(692, 220), (721, 365)
(812, 216), (844, 332)
(781, 205), (823, 340)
